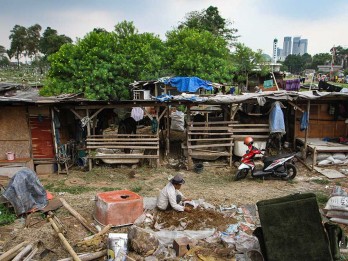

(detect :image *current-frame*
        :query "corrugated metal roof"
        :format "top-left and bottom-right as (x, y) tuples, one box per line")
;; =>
(1, 86), (348, 105)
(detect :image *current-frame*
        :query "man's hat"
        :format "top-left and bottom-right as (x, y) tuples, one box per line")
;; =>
(170, 174), (185, 185)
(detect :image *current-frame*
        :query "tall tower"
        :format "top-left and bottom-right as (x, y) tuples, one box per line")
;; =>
(283, 36), (292, 57)
(273, 38), (278, 63)
(292, 37), (301, 55)
(299, 39), (308, 55)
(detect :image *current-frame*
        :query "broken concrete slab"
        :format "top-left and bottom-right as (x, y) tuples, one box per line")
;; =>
(313, 167), (346, 179)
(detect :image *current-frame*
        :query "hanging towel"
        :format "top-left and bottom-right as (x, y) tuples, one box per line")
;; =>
(300, 111), (309, 131)
(269, 101), (286, 134)
(131, 107), (144, 122)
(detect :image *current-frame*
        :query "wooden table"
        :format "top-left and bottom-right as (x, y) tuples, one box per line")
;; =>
(296, 138), (348, 169)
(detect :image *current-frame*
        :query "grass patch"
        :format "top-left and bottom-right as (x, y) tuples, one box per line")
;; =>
(100, 187), (121, 192)
(0, 204), (16, 226)
(315, 192), (329, 208)
(44, 182), (96, 194)
(131, 186), (142, 193)
(311, 179), (330, 185)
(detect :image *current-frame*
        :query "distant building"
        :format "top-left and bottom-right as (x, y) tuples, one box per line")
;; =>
(299, 39), (308, 55)
(283, 36), (292, 57)
(292, 37), (301, 55)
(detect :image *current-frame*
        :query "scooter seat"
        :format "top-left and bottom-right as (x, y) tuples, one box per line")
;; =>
(263, 153), (295, 163)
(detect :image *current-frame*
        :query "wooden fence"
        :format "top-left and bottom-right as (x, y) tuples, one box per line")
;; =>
(86, 134), (160, 170)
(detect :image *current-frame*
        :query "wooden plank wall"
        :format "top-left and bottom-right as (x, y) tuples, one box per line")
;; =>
(294, 103), (347, 138)
(0, 106), (31, 160)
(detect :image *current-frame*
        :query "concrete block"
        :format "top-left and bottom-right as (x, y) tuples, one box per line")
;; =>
(35, 164), (55, 174)
(173, 237), (195, 257)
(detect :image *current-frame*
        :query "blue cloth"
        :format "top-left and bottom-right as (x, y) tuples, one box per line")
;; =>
(155, 94), (173, 102)
(263, 79), (274, 89)
(164, 77), (212, 93)
(300, 111), (309, 131)
(269, 102), (286, 134)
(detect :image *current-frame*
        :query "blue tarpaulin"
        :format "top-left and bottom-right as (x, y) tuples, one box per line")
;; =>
(164, 77), (212, 93)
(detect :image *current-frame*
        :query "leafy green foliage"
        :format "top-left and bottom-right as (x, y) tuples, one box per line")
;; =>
(165, 28), (235, 83)
(179, 6), (239, 45)
(283, 54), (308, 74)
(0, 204), (16, 226)
(231, 43), (267, 86)
(39, 27), (72, 59)
(41, 21), (165, 100)
(8, 25), (27, 65)
(26, 24), (42, 59)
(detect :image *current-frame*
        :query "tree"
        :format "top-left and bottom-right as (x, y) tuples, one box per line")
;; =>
(9, 25), (27, 67)
(26, 24), (42, 60)
(164, 27), (235, 83)
(311, 53), (331, 70)
(39, 27), (72, 59)
(0, 45), (10, 66)
(302, 53), (312, 70)
(332, 46), (348, 69)
(41, 21), (165, 100)
(283, 54), (306, 74)
(178, 6), (238, 46)
(231, 43), (266, 87)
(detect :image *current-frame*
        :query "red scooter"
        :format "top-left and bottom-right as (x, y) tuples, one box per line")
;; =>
(234, 137), (297, 181)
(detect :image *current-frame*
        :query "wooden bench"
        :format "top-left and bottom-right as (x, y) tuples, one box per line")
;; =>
(86, 134), (160, 169)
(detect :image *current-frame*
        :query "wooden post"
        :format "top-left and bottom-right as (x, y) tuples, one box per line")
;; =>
(229, 104), (233, 167)
(186, 106), (193, 170)
(86, 109), (92, 171)
(166, 104), (170, 156)
(155, 106), (160, 167)
(272, 71), (279, 91)
(304, 100), (310, 151)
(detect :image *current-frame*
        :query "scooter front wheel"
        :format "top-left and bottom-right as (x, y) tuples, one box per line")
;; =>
(282, 163), (297, 180)
(235, 169), (249, 181)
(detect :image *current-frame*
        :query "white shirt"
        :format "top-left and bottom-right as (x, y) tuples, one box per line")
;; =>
(156, 182), (184, 212)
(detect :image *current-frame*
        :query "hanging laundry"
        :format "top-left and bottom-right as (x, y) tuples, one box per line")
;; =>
(269, 101), (286, 135)
(131, 107), (144, 122)
(285, 79), (300, 91)
(300, 111), (309, 131)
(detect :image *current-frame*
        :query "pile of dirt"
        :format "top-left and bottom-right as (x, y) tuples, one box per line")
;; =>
(152, 207), (237, 231)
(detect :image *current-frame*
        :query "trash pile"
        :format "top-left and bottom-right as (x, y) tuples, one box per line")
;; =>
(126, 199), (262, 260)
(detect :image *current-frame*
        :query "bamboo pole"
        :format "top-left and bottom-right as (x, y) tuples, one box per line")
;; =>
(0, 241), (28, 261)
(60, 198), (97, 234)
(47, 215), (81, 261)
(57, 250), (107, 261)
(23, 246), (38, 261)
(83, 224), (112, 241)
(12, 244), (33, 261)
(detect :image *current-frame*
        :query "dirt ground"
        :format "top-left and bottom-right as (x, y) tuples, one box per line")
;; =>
(0, 158), (345, 260)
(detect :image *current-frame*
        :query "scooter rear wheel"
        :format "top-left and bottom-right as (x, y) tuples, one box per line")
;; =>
(282, 163), (297, 180)
(235, 169), (249, 181)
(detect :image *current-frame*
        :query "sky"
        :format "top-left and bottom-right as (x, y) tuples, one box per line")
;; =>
(1, 0), (348, 56)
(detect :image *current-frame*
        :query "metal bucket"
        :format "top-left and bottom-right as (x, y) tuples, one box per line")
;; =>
(194, 163), (204, 174)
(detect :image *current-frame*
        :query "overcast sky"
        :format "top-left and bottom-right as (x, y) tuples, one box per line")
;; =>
(1, 0), (348, 56)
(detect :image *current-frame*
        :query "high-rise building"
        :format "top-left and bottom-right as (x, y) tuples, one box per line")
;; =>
(292, 37), (301, 55)
(283, 36), (292, 57)
(299, 39), (308, 55)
